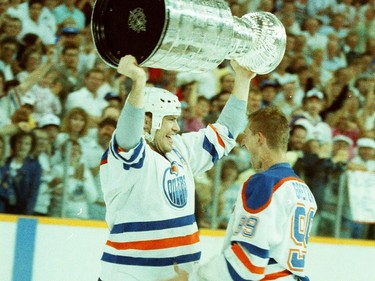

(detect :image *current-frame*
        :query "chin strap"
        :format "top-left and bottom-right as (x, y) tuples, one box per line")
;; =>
(144, 129), (157, 143)
(144, 132), (164, 154)
(144, 132), (153, 142)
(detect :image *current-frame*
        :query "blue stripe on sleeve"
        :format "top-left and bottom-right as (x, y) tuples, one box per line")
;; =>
(228, 130), (233, 139)
(101, 251), (201, 266)
(110, 137), (146, 170)
(235, 241), (269, 259)
(113, 136), (144, 162)
(110, 214), (196, 234)
(12, 218), (37, 281)
(123, 149), (146, 170)
(203, 136), (219, 163)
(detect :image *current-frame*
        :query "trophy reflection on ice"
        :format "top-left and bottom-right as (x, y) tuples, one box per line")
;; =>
(91, 0), (286, 74)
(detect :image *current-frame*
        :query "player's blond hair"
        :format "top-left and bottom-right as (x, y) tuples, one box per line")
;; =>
(248, 106), (289, 151)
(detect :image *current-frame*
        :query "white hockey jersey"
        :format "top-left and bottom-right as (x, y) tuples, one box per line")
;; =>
(99, 123), (236, 281)
(195, 163), (317, 281)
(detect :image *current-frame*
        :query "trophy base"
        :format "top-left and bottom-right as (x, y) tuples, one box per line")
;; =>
(91, 0), (167, 68)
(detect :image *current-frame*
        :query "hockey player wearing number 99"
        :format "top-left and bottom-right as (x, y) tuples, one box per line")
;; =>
(170, 106), (317, 281)
(97, 55), (256, 281)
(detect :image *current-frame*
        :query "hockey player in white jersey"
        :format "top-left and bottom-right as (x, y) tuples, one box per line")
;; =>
(97, 55), (256, 281)
(170, 106), (317, 281)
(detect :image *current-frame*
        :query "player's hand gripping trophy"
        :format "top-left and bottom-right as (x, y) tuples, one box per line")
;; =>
(91, 0), (286, 75)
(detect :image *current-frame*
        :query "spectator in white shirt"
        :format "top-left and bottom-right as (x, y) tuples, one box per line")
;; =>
(49, 138), (97, 219)
(274, 80), (303, 119)
(25, 69), (62, 124)
(65, 67), (108, 125)
(298, 89), (333, 145)
(322, 39), (347, 73)
(302, 17), (329, 52)
(9, 0), (57, 34)
(17, 0), (56, 46)
(348, 137), (375, 172)
(53, 0), (85, 30)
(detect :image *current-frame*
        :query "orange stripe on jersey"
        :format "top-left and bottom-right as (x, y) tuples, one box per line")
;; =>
(106, 232), (200, 250)
(261, 269), (291, 280)
(231, 243), (265, 274)
(100, 158), (108, 165)
(208, 124), (225, 148)
(242, 176), (304, 214)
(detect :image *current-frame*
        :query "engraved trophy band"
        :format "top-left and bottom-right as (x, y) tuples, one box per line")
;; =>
(91, 0), (286, 74)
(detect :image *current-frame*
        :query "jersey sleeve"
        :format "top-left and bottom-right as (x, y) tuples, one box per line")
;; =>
(175, 122), (237, 176)
(99, 133), (147, 195)
(110, 134), (146, 170)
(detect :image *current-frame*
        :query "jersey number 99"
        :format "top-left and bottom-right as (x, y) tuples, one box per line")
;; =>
(288, 204), (315, 272)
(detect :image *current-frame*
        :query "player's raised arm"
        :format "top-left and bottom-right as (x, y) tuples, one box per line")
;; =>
(216, 61), (256, 139)
(230, 60), (256, 101)
(115, 55), (148, 149)
(117, 55), (147, 108)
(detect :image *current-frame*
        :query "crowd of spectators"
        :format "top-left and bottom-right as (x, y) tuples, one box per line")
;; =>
(0, 0), (374, 240)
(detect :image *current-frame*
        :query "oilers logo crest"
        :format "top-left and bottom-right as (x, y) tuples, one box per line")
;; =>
(163, 162), (188, 208)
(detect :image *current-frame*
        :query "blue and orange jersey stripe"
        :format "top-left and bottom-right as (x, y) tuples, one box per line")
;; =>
(103, 214), (201, 267)
(231, 242), (265, 274)
(208, 124), (225, 148)
(203, 124), (230, 163)
(106, 232), (200, 250)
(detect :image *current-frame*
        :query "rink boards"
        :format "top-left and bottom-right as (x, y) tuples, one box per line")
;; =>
(1, 214), (374, 281)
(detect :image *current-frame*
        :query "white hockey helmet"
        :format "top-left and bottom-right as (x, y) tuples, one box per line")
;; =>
(144, 87), (181, 141)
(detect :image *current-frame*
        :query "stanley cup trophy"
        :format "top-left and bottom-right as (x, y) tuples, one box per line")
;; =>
(91, 0), (286, 74)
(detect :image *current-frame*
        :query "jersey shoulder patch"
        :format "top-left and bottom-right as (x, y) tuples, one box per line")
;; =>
(242, 173), (274, 213)
(242, 164), (302, 213)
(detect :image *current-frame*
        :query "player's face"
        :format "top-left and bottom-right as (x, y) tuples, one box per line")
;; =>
(242, 127), (262, 171)
(153, 115), (180, 154)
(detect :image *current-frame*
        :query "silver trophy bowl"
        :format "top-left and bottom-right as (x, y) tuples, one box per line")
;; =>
(91, 0), (286, 74)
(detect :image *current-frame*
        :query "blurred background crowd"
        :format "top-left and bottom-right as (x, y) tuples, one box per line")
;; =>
(0, 0), (374, 240)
